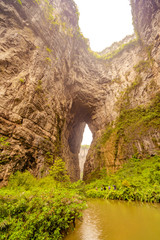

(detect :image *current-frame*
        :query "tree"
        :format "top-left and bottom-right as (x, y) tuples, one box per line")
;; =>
(49, 157), (70, 183)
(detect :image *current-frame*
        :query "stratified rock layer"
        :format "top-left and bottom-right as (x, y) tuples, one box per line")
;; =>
(0, 0), (160, 184)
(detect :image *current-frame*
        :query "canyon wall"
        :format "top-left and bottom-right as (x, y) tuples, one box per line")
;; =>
(79, 145), (89, 179)
(0, 0), (159, 185)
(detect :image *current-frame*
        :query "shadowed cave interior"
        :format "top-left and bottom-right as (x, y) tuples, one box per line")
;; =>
(67, 100), (93, 178)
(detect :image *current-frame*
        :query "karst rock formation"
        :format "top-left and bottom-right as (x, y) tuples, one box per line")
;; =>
(0, 0), (160, 185)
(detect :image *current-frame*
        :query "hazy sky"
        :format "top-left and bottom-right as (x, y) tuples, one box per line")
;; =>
(74, 0), (134, 52)
(81, 125), (93, 145)
(74, 0), (134, 145)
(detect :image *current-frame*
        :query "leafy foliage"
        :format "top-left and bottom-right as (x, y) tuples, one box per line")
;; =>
(0, 172), (86, 240)
(84, 155), (160, 203)
(0, 136), (11, 164)
(1, 155), (160, 239)
(49, 157), (70, 183)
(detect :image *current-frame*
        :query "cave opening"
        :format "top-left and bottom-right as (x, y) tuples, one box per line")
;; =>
(67, 100), (94, 180)
(79, 124), (93, 179)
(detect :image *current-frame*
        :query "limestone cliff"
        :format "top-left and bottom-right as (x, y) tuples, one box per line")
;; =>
(79, 145), (89, 179)
(0, 0), (159, 185)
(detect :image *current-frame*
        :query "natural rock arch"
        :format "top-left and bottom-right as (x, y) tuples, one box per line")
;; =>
(0, 0), (160, 185)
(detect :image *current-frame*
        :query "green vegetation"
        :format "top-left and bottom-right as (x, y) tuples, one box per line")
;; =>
(133, 45), (153, 74)
(17, 0), (22, 5)
(116, 75), (142, 110)
(129, 0), (141, 41)
(0, 137), (11, 165)
(34, 0), (41, 5)
(81, 145), (90, 149)
(88, 38), (138, 61)
(104, 39), (138, 60)
(45, 152), (54, 165)
(1, 154), (160, 239)
(45, 57), (52, 63)
(146, 44), (154, 62)
(0, 137), (10, 148)
(116, 92), (160, 136)
(112, 76), (122, 84)
(0, 162), (86, 239)
(84, 155), (160, 203)
(101, 93), (160, 146)
(100, 126), (113, 145)
(95, 93), (160, 166)
(116, 44), (154, 111)
(133, 60), (151, 73)
(35, 80), (43, 93)
(76, 27), (89, 45)
(19, 78), (25, 83)
(33, 0), (73, 37)
(46, 47), (52, 53)
(50, 157), (70, 183)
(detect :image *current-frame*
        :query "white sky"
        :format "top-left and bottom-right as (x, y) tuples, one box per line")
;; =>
(74, 0), (134, 52)
(74, 0), (134, 145)
(81, 125), (92, 145)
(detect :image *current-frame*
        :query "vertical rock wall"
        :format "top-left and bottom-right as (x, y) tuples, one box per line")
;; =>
(79, 146), (89, 179)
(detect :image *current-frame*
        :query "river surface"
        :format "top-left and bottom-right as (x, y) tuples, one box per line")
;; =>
(65, 199), (160, 240)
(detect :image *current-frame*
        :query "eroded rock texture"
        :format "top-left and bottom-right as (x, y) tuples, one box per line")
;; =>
(0, 0), (160, 184)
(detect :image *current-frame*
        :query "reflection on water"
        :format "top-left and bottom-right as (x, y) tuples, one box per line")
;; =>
(65, 199), (160, 240)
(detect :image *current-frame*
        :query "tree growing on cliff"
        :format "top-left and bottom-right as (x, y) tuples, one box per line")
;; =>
(49, 157), (70, 183)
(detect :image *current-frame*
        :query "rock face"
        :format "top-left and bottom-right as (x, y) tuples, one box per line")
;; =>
(0, 0), (160, 185)
(79, 146), (89, 179)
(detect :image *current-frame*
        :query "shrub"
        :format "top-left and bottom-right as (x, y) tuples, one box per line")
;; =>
(8, 171), (36, 190)
(49, 157), (70, 183)
(0, 172), (86, 240)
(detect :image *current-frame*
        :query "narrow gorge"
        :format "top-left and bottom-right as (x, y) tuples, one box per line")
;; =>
(0, 0), (160, 185)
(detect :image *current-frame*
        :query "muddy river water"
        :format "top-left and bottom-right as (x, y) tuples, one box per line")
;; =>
(65, 199), (160, 240)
